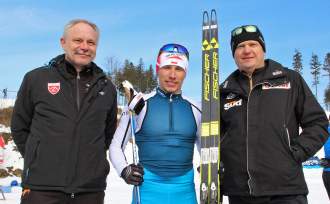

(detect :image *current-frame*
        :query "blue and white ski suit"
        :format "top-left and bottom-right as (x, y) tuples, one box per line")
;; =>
(110, 88), (201, 204)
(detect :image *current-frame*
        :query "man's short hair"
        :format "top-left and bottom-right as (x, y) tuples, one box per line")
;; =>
(63, 19), (99, 38)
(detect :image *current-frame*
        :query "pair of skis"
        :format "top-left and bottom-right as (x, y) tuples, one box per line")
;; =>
(200, 9), (221, 204)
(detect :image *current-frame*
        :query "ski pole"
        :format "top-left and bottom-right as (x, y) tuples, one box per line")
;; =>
(130, 112), (141, 204)
(120, 80), (142, 204)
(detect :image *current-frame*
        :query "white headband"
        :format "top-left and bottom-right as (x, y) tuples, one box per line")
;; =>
(156, 52), (189, 72)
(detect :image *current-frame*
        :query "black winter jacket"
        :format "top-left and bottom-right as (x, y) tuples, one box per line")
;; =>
(11, 55), (117, 193)
(220, 59), (328, 196)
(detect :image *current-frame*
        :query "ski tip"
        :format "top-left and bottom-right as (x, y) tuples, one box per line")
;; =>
(203, 11), (209, 24)
(211, 9), (217, 23)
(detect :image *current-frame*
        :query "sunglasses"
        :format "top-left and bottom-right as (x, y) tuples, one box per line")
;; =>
(231, 25), (259, 37)
(158, 43), (189, 59)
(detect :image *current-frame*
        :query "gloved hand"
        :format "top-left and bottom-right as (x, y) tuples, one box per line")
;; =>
(121, 164), (144, 186)
(128, 92), (145, 115)
(119, 80), (145, 114)
(320, 158), (330, 168)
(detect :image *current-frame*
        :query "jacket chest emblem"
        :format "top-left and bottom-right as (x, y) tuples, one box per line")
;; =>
(224, 99), (242, 111)
(226, 93), (237, 100)
(262, 82), (291, 90)
(47, 82), (60, 95)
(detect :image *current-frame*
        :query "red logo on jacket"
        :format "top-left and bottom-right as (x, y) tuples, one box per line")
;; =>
(48, 83), (60, 95)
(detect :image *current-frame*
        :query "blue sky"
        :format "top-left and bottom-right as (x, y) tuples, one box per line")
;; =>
(1, 1), (330, 105)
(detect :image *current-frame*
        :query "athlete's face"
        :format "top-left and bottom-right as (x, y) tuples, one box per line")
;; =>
(158, 65), (186, 93)
(61, 22), (98, 72)
(234, 40), (265, 75)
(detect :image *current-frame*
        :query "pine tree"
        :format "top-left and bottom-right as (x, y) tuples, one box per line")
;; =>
(323, 52), (330, 87)
(292, 49), (303, 75)
(324, 86), (330, 111)
(136, 58), (145, 92)
(144, 65), (158, 93)
(106, 58), (158, 93)
(310, 53), (321, 99)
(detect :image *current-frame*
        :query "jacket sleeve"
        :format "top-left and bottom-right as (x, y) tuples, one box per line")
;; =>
(11, 73), (34, 157)
(109, 106), (132, 176)
(105, 84), (118, 149)
(291, 73), (329, 163)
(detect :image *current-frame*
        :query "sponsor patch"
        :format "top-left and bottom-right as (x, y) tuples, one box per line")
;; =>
(262, 82), (291, 90)
(226, 93), (237, 100)
(47, 82), (60, 95)
(272, 70), (283, 76)
(224, 99), (242, 110)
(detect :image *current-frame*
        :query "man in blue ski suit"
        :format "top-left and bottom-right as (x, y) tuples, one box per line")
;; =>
(110, 43), (201, 204)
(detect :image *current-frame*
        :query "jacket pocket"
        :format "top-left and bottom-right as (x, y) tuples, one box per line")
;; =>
(76, 144), (109, 188)
(282, 125), (301, 164)
(284, 126), (292, 151)
(23, 136), (40, 182)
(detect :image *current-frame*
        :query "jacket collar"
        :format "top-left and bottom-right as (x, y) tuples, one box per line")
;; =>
(48, 54), (106, 84)
(156, 87), (182, 99)
(221, 59), (289, 94)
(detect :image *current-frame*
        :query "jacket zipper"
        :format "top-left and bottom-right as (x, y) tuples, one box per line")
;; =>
(246, 75), (253, 194)
(169, 94), (173, 131)
(246, 76), (265, 195)
(76, 73), (80, 110)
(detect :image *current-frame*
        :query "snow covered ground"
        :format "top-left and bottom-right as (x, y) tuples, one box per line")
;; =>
(104, 148), (329, 204)
(0, 147), (328, 203)
(0, 166), (328, 203)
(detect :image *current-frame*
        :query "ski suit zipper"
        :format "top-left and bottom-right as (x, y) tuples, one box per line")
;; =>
(169, 94), (173, 131)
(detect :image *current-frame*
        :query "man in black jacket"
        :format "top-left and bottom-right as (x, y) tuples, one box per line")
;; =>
(220, 25), (328, 204)
(11, 19), (117, 204)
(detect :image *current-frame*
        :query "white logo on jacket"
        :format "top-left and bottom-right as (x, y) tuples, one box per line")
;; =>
(224, 99), (242, 110)
(226, 93), (237, 100)
(262, 82), (291, 90)
(272, 70), (283, 76)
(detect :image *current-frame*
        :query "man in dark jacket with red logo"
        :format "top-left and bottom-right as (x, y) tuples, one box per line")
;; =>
(11, 19), (117, 204)
(220, 25), (328, 204)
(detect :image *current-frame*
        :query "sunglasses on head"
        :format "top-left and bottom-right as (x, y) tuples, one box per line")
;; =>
(231, 25), (259, 37)
(158, 43), (189, 59)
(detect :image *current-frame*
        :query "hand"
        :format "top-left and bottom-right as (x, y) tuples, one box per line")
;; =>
(320, 158), (330, 168)
(128, 92), (145, 114)
(119, 80), (145, 114)
(121, 164), (144, 186)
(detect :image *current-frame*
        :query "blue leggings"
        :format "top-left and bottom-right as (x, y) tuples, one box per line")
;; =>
(132, 168), (197, 204)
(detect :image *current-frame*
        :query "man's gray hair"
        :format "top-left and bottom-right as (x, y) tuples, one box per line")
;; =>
(63, 19), (99, 38)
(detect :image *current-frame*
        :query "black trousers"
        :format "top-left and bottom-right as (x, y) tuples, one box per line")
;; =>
(228, 194), (308, 204)
(21, 190), (105, 204)
(323, 171), (330, 199)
